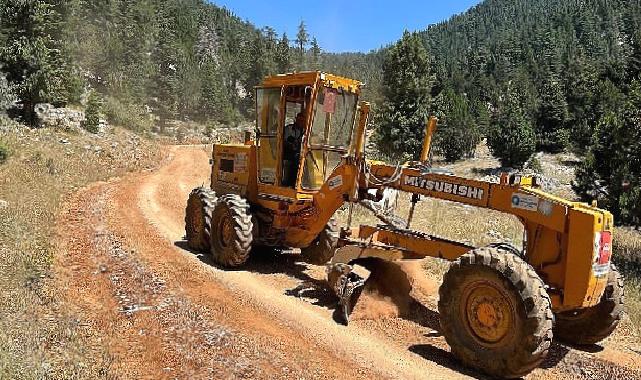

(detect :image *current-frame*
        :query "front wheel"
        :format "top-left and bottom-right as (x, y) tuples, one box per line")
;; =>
(302, 219), (339, 265)
(554, 265), (624, 345)
(438, 247), (554, 378)
(210, 194), (253, 267)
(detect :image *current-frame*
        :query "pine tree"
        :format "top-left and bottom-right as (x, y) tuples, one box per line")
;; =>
(435, 89), (480, 162)
(487, 86), (536, 168)
(0, 0), (75, 125)
(536, 75), (569, 152)
(248, 34), (270, 90)
(563, 48), (598, 151)
(310, 37), (321, 70)
(151, 4), (181, 122)
(295, 21), (309, 67)
(575, 78), (641, 224)
(375, 31), (434, 160)
(262, 26), (278, 74)
(276, 33), (291, 73)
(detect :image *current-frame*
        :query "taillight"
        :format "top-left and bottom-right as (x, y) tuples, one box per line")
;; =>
(599, 232), (612, 265)
(594, 231), (612, 265)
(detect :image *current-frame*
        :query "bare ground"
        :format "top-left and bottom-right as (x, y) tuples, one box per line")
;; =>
(52, 145), (641, 379)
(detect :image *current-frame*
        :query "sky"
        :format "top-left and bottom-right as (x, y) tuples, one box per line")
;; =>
(211, 0), (483, 53)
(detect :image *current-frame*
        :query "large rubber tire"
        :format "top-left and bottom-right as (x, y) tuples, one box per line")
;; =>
(438, 247), (554, 379)
(210, 194), (253, 267)
(185, 187), (217, 252)
(302, 219), (339, 265)
(554, 265), (624, 345)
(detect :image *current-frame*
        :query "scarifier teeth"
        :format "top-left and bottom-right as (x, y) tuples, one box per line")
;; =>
(342, 303), (351, 325)
(336, 269), (366, 325)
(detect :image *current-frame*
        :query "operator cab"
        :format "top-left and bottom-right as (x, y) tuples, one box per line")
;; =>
(255, 72), (362, 197)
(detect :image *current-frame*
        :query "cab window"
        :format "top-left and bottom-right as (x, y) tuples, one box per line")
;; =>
(302, 87), (358, 190)
(256, 87), (281, 184)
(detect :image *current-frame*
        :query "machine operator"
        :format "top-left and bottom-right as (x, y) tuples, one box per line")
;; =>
(282, 111), (305, 187)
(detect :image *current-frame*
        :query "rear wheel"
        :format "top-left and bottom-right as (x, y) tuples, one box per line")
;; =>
(302, 219), (339, 265)
(438, 247), (553, 378)
(185, 187), (216, 251)
(554, 265), (624, 345)
(210, 194), (253, 267)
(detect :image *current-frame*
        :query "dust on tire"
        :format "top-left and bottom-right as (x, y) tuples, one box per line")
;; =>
(554, 264), (624, 345)
(185, 187), (216, 252)
(302, 218), (339, 265)
(210, 194), (253, 267)
(438, 246), (554, 378)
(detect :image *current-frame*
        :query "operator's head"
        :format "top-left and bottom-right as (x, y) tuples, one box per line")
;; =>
(295, 112), (305, 126)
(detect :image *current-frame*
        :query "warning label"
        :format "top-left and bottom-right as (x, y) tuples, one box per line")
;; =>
(511, 193), (539, 211)
(235, 152), (247, 172)
(328, 175), (343, 190)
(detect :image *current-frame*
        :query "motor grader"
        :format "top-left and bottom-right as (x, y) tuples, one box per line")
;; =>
(185, 71), (624, 378)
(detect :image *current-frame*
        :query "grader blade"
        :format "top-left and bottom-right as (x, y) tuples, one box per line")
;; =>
(328, 258), (415, 324)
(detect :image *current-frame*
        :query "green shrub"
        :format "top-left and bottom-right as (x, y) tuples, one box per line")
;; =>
(435, 89), (481, 162)
(0, 70), (16, 114)
(538, 128), (570, 153)
(574, 79), (641, 225)
(488, 88), (536, 168)
(0, 140), (10, 164)
(103, 96), (154, 133)
(83, 91), (102, 133)
(526, 156), (543, 173)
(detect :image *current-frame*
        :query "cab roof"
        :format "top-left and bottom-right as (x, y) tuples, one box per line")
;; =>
(260, 71), (362, 94)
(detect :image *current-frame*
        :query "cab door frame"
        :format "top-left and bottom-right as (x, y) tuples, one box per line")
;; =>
(255, 84), (316, 205)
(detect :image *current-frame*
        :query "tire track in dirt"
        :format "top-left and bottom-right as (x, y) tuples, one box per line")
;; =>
(55, 145), (641, 379)
(125, 146), (470, 379)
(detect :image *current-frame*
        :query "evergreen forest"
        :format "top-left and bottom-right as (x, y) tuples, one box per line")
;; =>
(1, 0), (640, 224)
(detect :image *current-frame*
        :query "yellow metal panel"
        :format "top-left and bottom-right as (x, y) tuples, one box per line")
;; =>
(260, 72), (320, 87)
(358, 225), (474, 260)
(322, 73), (363, 94)
(211, 144), (253, 198)
(563, 209), (608, 308)
(367, 165), (492, 207)
(488, 187), (568, 233)
(524, 223), (567, 290)
(284, 163), (358, 247)
(259, 72), (363, 95)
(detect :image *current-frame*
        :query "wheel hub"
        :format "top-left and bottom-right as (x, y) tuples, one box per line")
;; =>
(464, 282), (514, 345)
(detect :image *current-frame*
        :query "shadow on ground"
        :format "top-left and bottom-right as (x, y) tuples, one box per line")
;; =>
(175, 240), (342, 319)
(175, 240), (576, 379)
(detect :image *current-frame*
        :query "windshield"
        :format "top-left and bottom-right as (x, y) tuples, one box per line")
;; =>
(302, 87), (358, 190)
(309, 87), (358, 148)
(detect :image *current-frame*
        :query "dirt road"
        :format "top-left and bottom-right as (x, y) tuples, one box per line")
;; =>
(54, 145), (641, 379)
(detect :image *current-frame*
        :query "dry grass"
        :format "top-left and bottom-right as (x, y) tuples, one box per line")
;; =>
(0, 123), (161, 379)
(613, 228), (641, 338)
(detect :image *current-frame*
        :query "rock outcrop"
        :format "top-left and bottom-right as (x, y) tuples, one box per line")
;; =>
(34, 103), (109, 133)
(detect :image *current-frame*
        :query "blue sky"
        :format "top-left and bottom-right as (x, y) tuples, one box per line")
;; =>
(211, 0), (483, 53)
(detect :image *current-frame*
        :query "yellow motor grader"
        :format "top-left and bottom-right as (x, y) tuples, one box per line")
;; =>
(185, 72), (624, 378)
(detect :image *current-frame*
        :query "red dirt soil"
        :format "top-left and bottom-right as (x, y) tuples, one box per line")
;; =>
(53, 145), (641, 379)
